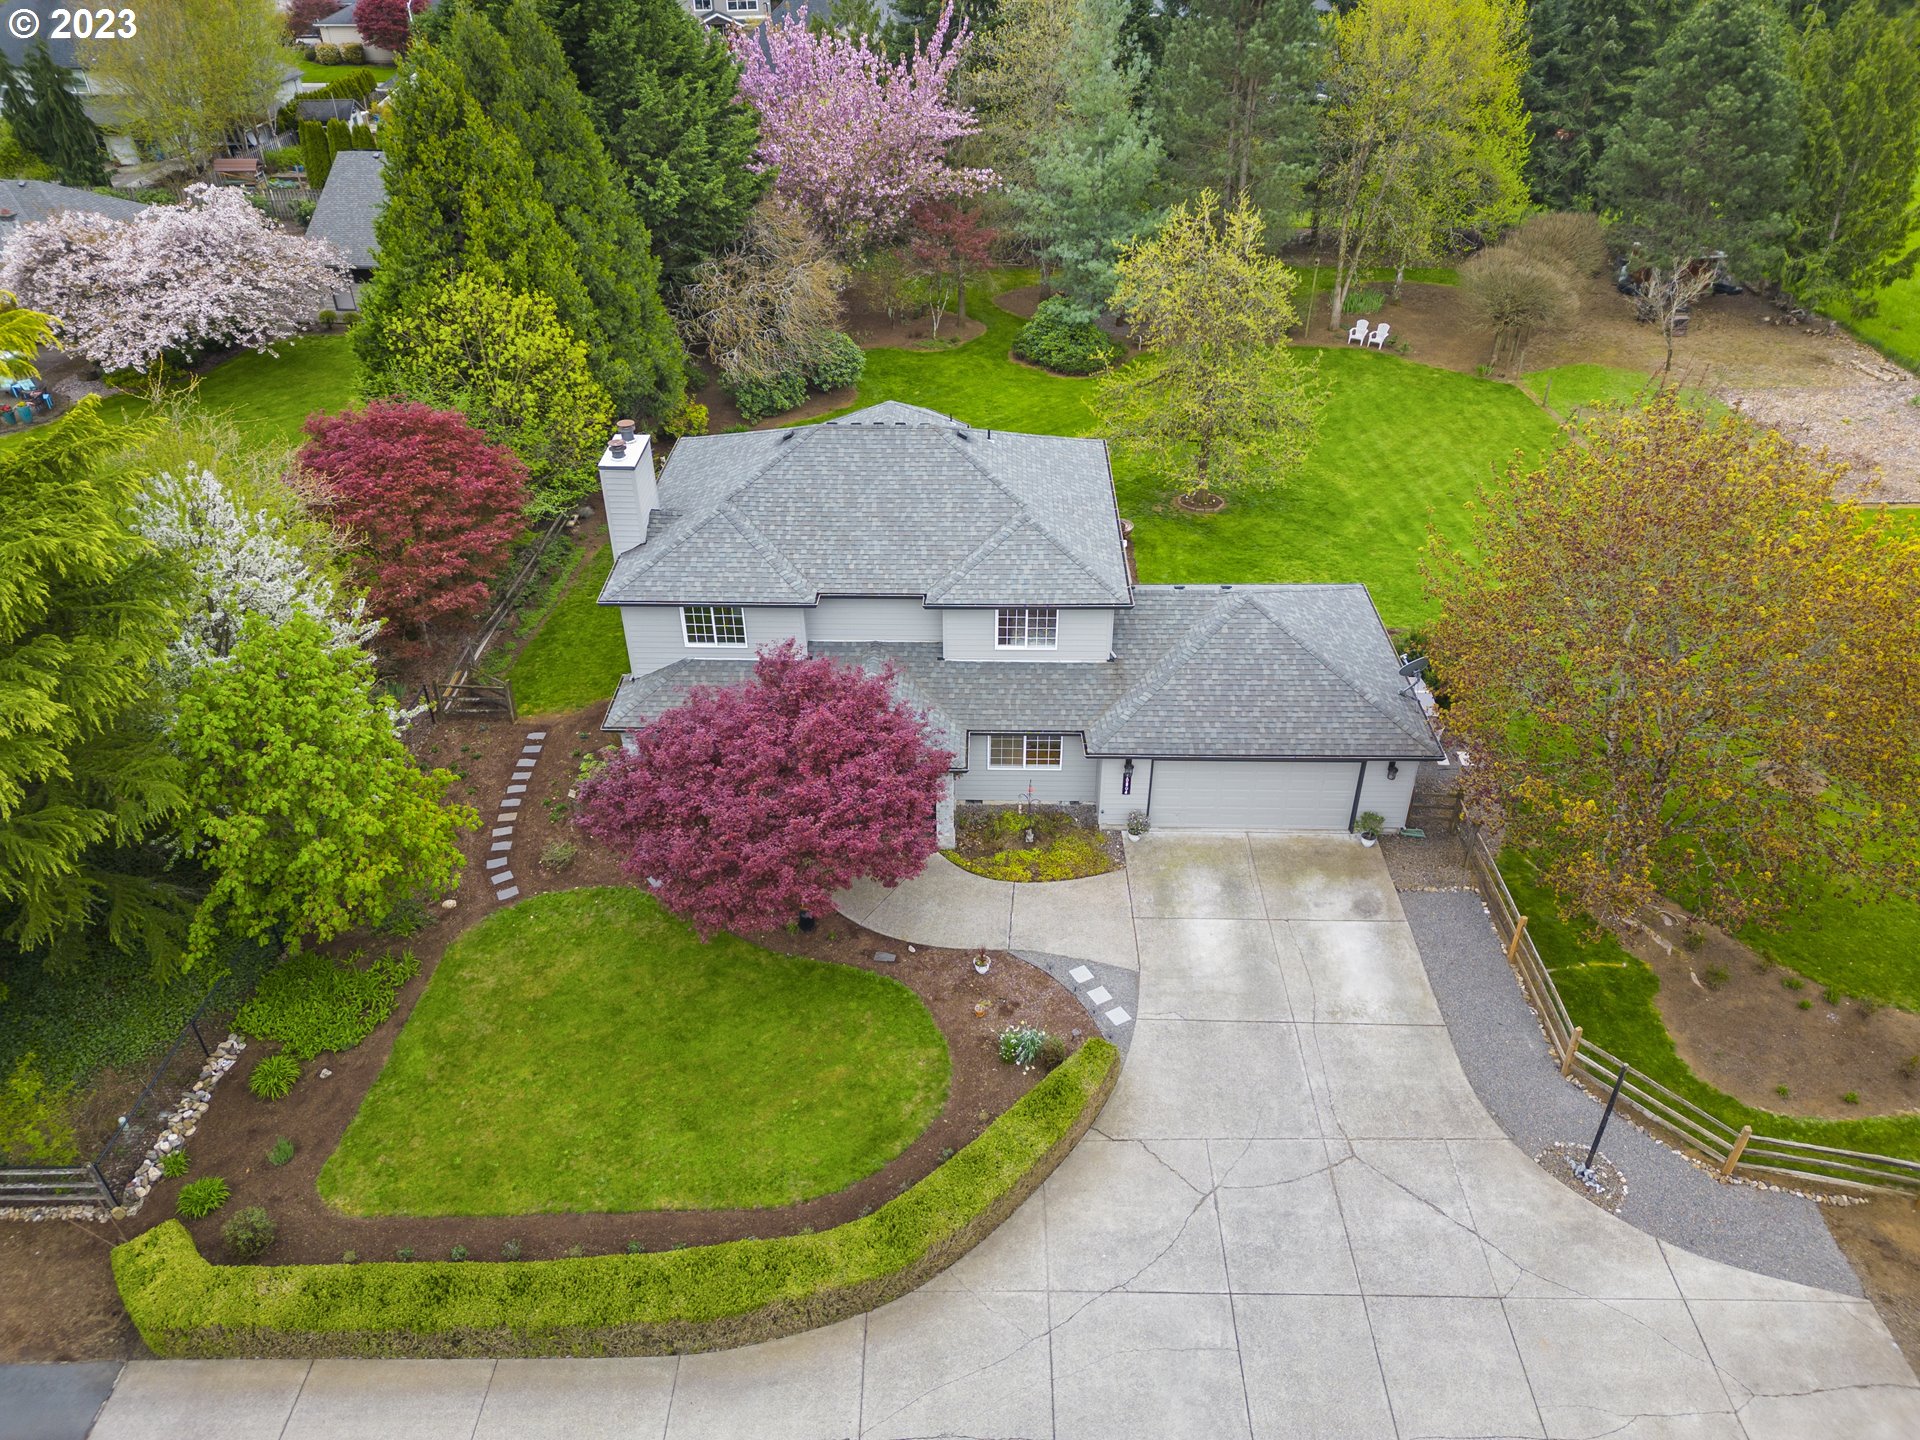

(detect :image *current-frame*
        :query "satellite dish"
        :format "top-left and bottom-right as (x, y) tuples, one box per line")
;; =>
(1398, 656), (1430, 679)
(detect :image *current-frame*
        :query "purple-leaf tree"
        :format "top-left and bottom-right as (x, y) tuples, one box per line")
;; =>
(732, 4), (994, 249)
(576, 642), (954, 937)
(0, 185), (346, 375)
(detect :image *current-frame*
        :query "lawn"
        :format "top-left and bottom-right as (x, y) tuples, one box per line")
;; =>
(1503, 860), (1920, 1161)
(1738, 884), (1920, 1014)
(1829, 197), (1920, 373)
(316, 887), (952, 1216)
(298, 61), (398, 84)
(502, 543), (628, 714)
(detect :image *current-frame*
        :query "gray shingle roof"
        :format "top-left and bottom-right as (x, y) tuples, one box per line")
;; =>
(306, 150), (384, 271)
(605, 584), (1442, 762)
(601, 402), (1131, 608)
(298, 98), (364, 123)
(0, 179), (148, 233)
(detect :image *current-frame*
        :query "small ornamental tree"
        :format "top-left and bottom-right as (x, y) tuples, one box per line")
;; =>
(577, 643), (954, 937)
(1426, 397), (1920, 934)
(173, 613), (476, 965)
(300, 403), (529, 657)
(287, 0), (338, 39)
(732, 5), (993, 249)
(354, 0), (423, 53)
(907, 199), (997, 338)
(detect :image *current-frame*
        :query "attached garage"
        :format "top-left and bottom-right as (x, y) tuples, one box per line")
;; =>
(1148, 760), (1361, 831)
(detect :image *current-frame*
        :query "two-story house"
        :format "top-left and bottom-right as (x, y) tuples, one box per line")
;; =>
(598, 402), (1441, 846)
(678, 0), (775, 30)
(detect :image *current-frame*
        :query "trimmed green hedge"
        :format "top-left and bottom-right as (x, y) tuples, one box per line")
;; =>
(114, 1038), (1120, 1358)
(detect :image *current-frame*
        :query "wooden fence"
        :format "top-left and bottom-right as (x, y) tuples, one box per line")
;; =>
(1462, 825), (1920, 1199)
(426, 511), (573, 723)
(0, 1164), (114, 1209)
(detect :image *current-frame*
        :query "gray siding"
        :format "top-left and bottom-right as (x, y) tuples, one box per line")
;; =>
(809, 596), (942, 644)
(940, 607), (1116, 663)
(1356, 759), (1418, 830)
(1096, 756), (1153, 828)
(954, 733), (1098, 804)
(619, 604), (808, 677)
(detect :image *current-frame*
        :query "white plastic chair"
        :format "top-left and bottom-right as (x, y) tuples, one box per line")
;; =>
(1367, 322), (1391, 350)
(1346, 318), (1370, 345)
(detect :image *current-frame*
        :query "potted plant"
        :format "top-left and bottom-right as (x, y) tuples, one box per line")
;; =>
(1354, 811), (1387, 847)
(973, 952), (992, 975)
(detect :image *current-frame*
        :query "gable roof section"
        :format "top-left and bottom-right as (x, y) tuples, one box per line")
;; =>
(0, 179), (147, 233)
(306, 150), (385, 271)
(601, 403), (1130, 608)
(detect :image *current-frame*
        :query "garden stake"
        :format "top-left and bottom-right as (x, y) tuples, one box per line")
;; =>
(1578, 1064), (1628, 1183)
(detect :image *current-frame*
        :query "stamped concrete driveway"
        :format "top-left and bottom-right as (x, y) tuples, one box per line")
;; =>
(84, 835), (1920, 1440)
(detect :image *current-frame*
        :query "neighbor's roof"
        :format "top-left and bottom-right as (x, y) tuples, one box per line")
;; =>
(605, 584), (1443, 762)
(601, 402), (1133, 609)
(297, 98), (364, 122)
(0, 178), (149, 232)
(306, 150), (384, 271)
(317, 5), (359, 25)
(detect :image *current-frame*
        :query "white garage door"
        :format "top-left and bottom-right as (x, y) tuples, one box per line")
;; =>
(1150, 760), (1361, 830)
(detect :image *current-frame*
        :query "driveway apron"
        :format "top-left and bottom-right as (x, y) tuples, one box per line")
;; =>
(81, 834), (1920, 1440)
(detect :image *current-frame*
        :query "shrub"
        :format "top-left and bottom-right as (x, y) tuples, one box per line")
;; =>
(998, 1025), (1048, 1066)
(111, 1040), (1120, 1359)
(1345, 287), (1387, 315)
(176, 1178), (230, 1219)
(375, 898), (432, 940)
(236, 950), (420, 1060)
(222, 1207), (277, 1260)
(267, 1138), (295, 1168)
(1037, 1033), (1068, 1071)
(1012, 297), (1121, 376)
(317, 309), (337, 328)
(0, 1053), (78, 1165)
(342, 1250), (357, 1264)
(1355, 811), (1387, 837)
(662, 397), (708, 441)
(804, 332), (866, 391)
(313, 42), (342, 64)
(1459, 248), (1575, 372)
(263, 146), (304, 173)
(161, 1150), (190, 1178)
(342, 43), (366, 64)
(541, 839), (578, 872)
(1702, 965), (1730, 991)
(395, 1247), (415, 1261)
(1844, 1091), (1861, 1105)
(1504, 211), (1608, 279)
(249, 1055), (301, 1101)
(449, 1245), (469, 1262)
(728, 369), (807, 424)
(501, 1240), (522, 1261)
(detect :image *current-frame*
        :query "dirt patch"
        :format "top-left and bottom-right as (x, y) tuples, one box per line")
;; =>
(995, 284), (1048, 321)
(1825, 1199), (1920, 1370)
(1624, 909), (1920, 1119)
(0, 1220), (142, 1361)
(844, 286), (985, 349)
(1294, 279), (1495, 375)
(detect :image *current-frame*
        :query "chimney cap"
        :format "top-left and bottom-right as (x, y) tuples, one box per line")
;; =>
(616, 419), (636, 438)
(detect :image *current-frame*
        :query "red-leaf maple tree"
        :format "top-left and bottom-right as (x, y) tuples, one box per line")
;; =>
(1426, 395), (1920, 931)
(577, 643), (954, 937)
(300, 402), (528, 659)
(354, 0), (422, 52)
(908, 199), (997, 338)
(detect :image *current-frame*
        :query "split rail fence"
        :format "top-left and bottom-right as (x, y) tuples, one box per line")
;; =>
(1462, 824), (1920, 1199)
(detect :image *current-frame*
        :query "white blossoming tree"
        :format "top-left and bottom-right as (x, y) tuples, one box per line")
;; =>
(0, 185), (347, 374)
(135, 463), (378, 680)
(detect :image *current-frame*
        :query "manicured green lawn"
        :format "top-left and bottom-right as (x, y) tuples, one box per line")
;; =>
(298, 61), (398, 84)
(1520, 364), (1662, 419)
(318, 887), (952, 1215)
(1739, 884), (1920, 1014)
(502, 544), (627, 714)
(1503, 859), (1920, 1160)
(852, 271), (1558, 625)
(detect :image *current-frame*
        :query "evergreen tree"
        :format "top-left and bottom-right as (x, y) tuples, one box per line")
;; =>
(1010, 0), (1163, 311)
(300, 119), (332, 191)
(1595, 0), (1802, 282)
(0, 396), (191, 978)
(470, 0), (768, 277)
(1785, 3), (1920, 311)
(1521, 0), (1674, 210)
(353, 36), (598, 395)
(0, 44), (109, 187)
(1151, 0), (1322, 227)
(442, 0), (684, 418)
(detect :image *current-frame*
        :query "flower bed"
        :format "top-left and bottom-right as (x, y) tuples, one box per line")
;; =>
(113, 1038), (1118, 1358)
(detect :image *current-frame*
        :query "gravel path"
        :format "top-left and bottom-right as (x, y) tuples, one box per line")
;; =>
(1402, 887), (1865, 1296)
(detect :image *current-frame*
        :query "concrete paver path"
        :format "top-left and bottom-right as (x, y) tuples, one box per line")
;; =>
(82, 835), (1920, 1439)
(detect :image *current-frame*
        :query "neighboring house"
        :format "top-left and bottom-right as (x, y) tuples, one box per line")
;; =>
(598, 402), (1442, 845)
(303, 149), (382, 313)
(0, 181), (149, 289)
(296, 98), (366, 125)
(313, 7), (397, 66)
(680, 0), (773, 28)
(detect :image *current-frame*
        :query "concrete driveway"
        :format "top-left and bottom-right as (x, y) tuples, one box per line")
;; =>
(81, 834), (1920, 1439)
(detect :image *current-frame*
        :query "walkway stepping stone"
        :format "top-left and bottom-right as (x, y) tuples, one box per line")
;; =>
(527, 731), (546, 740)
(493, 872), (513, 885)
(501, 797), (521, 808)
(1068, 965), (1095, 984)
(1105, 1006), (1132, 1026)
(495, 886), (520, 901)
(521, 745), (543, 755)
(485, 857), (510, 870)
(1086, 986), (1112, 1006)
(506, 784), (527, 795)
(496, 814), (515, 825)
(489, 840), (513, 852)
(491, 827), (514, 838)
(875, 951), (897, 964)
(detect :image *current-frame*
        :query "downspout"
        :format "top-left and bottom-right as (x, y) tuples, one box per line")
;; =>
(1347, 761), (1368, 833)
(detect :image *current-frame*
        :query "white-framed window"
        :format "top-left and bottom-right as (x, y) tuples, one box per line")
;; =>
(988, 734), (1064, 769)
(682, 604), (747, 646)
(995, 606), (1058, 649)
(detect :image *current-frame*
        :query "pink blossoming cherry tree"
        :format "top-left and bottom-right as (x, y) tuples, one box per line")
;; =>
(577, 643), (955, 938)
(731, 4), (994, 249)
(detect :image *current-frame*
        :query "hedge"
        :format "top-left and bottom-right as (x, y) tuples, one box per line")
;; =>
(113, 1037), (1119, 1358)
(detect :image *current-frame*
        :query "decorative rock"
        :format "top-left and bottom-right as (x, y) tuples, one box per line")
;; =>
(319, 1068), (333, 1079)
(442, 898), (458, 910)
(874, 951), (897, 964)
(908, 946), (917, 954)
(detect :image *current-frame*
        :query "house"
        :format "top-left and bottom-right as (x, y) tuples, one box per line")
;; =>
(303, 149), (383, 313)
(0, 178), (148, 239)
(680, 0), (774, 27)
(296, 98), (367, 125)
(598, 402), (1442, 845)
(313, 7), (397, 66)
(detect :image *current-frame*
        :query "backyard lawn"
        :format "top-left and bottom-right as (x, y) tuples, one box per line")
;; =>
(317, 887), (952, 1215)
(298, 61), (398, 84)
(68, 336), (361, 451)
(1740, 885), (1920, 1014)
(502, 544), (628, 714)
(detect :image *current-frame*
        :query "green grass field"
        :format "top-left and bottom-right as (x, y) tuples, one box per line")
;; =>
(298, 61), (398, 84)
(1503, 860), (1920, 1160)
(317, 887), (952, 1215)
(503, 544), (628, 715)
(1739, 883), (1920, 1014)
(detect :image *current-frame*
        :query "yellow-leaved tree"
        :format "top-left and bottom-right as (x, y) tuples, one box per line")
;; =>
(1426, 396), (1920, 932)
(1092, 190), (1325, 511)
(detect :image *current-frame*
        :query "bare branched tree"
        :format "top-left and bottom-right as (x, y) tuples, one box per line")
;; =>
(676, 200), (847, 385)
(1459, 248), (1576, 373)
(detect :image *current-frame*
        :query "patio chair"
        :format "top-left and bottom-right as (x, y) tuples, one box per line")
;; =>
(1346, 318), (1370, 345)
(1367, 322), (1391, 350)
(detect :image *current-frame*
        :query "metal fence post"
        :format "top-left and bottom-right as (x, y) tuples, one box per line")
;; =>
(188, 1017), (210, 1058)
(90, 1160), (118, 1208)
